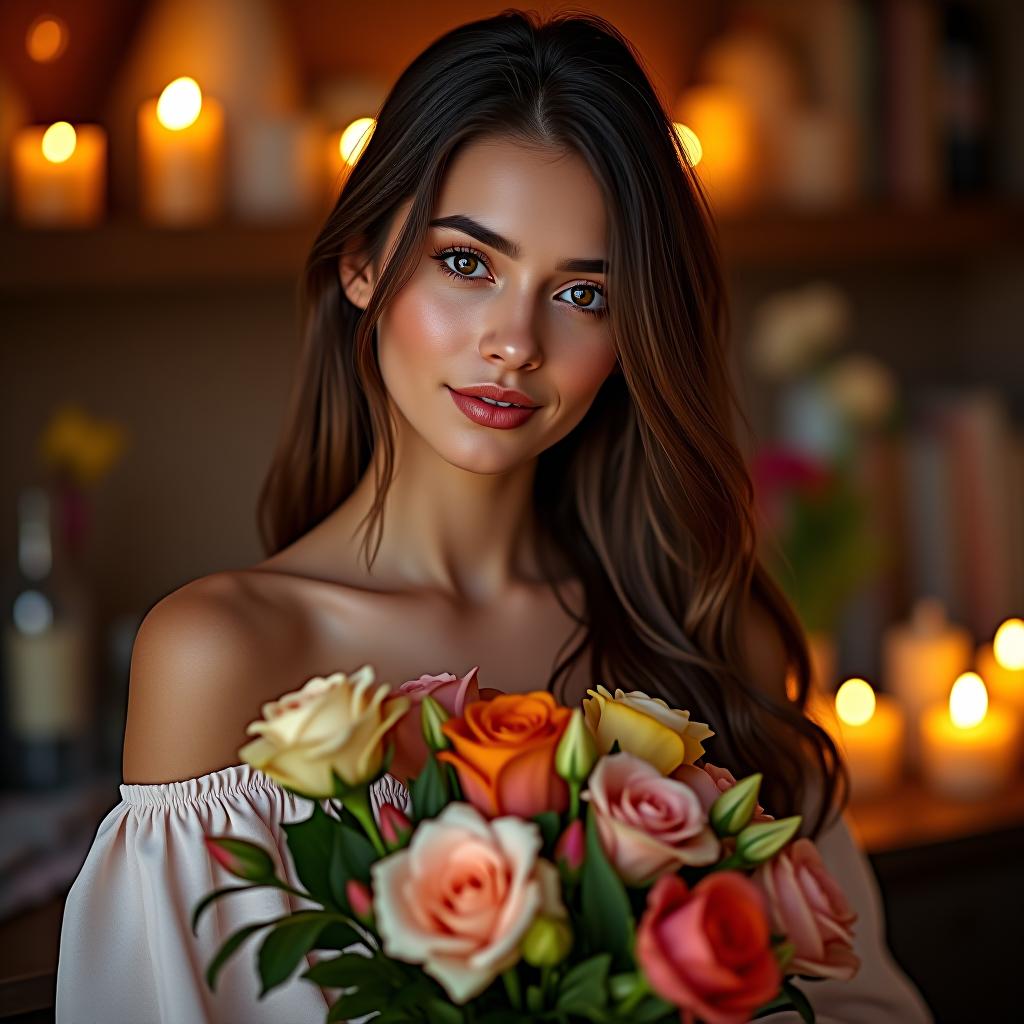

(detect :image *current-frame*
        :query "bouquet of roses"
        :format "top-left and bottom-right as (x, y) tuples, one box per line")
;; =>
(192, 665), (861, 1023)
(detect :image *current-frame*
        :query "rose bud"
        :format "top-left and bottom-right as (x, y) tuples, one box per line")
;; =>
(345, 878), (374, 925)
(521, 914), (573, 967)
(736, 815), (802, 866)
(554, 818), (585, 883)
(555, 708), (598, 785)
(204, 836), (275, 882)
(709, 772), (763, 836)
(420, 695), (451, 752)
(378, 802), (413, 850)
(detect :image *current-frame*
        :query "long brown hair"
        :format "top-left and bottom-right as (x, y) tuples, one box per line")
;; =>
(258, 9), (848, 838)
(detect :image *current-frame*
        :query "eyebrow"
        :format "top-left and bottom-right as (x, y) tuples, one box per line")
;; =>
(428, 214), (608, 274)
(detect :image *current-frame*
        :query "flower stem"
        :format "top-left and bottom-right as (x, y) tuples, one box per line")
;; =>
(615, 971), (650, 1014)
(501, 968), (522, 1010)
(568, 780), (580, 820)
(344, 787), (387, 857)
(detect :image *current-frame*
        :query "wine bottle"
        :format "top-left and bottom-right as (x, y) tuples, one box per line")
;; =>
(1, 485), (94, 791)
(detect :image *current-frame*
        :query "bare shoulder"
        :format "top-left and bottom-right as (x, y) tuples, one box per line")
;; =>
(122, 570), (304, 784)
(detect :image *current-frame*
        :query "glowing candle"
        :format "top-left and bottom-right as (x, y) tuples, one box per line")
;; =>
(326, 116), (376, 199)
(138, 76), (224, 225)
(975, 618), (1024, 717)
(12, 121), (106, 227)
(920, 673), (1020, 800)
(830, 678), (905, 801)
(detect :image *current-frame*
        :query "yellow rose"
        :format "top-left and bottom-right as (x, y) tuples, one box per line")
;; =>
(238, 664), (410, 797)
(582, 684), (714, 775)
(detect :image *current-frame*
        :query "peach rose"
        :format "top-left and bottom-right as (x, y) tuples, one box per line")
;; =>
(371, 802), (566, 1003)
(672, 761), (774, 822)
(238, 664), (409, 797)
(753, 837), (860, 980)
(637, 871), (781, 1024)
(386, 666), (481, 782)
(582, 752), (719, 885)
(582, 684), (715, 774)
(437, 692), (572, 818)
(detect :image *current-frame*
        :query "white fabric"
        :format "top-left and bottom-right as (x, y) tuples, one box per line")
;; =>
(56, 763), (934, 1023)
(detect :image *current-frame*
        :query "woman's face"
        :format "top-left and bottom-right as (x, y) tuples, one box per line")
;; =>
(344, 136), (618, 474)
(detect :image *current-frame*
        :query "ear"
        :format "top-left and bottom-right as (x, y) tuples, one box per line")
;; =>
(338, 243), (376, 310)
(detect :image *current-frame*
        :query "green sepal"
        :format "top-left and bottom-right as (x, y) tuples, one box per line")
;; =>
(580, 810), (635, 970)
(409, 751), (449, 822)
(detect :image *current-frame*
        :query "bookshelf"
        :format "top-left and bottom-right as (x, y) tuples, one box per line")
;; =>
(1, 201), (1022, 292)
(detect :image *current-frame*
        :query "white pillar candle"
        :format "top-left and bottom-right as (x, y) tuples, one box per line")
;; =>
(138, 76), (224, 225)
(13, 121), (106, 227)
(827, 678), (905, 801)
(976, 618), (1024, 717)
(920, 673), (1020, 800)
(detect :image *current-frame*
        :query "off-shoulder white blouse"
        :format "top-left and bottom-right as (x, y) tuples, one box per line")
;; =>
(55, 763), (934, 1024)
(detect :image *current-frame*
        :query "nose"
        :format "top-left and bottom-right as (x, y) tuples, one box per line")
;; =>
(478, 290), (543, 371)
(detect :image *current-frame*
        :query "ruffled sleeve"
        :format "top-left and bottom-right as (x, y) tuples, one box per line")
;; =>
(55, 763), (411, 1024)
(766, 811), (934, 1023)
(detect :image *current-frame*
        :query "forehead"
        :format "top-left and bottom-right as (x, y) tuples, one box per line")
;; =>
(433, 137), (608, 253)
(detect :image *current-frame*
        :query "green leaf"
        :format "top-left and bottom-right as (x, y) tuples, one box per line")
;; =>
(301, 951), (381, 987)
(782, 980), (816, 1023)
(282, 802), (338, 909)
(257, 911), (334, 997)
(580, 811), (635, 970)
(628, 995), (679, 1021)
(556, 953), (611, 1013)
(410, 752), (448, 822)
(329, 820), (378, 907)
(525, 983), (544, 1013)
(532, 810), (562, 850)
(423, 997), (463, 1023)
(205, 917), (277, 993)
(326, 982), (393, 1021)
(314, 919), (365, 951)
(190, 883), (261, 936)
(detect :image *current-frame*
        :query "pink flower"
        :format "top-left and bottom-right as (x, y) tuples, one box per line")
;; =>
(752, 837), (860, 980)
(583, 752), (719, 885)
(672, 761), (774, 822)
(637, 871), (781, 1024)
(370, 802), (565, 1003)
(385, 666), (480, 782)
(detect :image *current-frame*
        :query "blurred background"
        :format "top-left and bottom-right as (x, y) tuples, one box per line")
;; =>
(0, 0), (1022, 1020)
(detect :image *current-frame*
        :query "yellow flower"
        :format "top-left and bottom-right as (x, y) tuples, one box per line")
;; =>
(582, 684), (714, 774)
(238, 664), (410, 797)
(38, 404), (127, 486)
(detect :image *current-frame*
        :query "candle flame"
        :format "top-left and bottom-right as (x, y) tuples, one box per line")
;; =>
(993, 618), (1024, 670)
(157, 77), (203, 131)
(26, 15), (68, 63)
(835, 677), (875, 727)
(949, 672), (987, 728)
(41, 121), (77, 164)
(673, 122), (702, 167)
(340, 117), (376, 166)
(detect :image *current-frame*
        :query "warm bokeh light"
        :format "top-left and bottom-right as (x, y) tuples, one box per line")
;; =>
(340, 117), (376, 166)
(157, 77), (203, 131)
(41, 122), (77, 164)
(673, 122), (703, 166)
(993, 617), (1024, 670)
(835, 677), (876, 727)
(26, 15), (67, 62)
(949, 672), (988, 728)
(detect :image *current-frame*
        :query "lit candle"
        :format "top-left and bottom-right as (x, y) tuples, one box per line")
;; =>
(12, 121), (106, 227)
(138, 76), (224, 225)
(326, 116), (375, 200)
(882, 597), (973, 767)
(830, 678), (905, 801)
(920, 673), (1020, 800)
(975, 618), (1024, 717)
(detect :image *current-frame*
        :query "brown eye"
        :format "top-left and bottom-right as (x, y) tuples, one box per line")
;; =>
(452, 253), (479, 276)
(572, 286), (596, 307)
(556, 281), (608, 317)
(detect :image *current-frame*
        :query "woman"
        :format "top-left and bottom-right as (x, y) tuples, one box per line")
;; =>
(56, 10), (933, 1023)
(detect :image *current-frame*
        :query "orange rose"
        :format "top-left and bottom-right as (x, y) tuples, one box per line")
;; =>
(436, 692), (572, 818)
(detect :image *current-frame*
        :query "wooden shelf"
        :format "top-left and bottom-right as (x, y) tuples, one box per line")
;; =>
(1, 202), (1021, 292)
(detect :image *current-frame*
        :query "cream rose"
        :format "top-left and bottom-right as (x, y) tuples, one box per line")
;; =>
(371, 802), (565, 1003)
(582, 684), (715, 774)
(583, 751), (719, 885)
(238, 664), (409, 798)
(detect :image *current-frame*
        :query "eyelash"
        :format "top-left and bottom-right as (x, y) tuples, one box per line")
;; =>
(429, 244), (609, 318)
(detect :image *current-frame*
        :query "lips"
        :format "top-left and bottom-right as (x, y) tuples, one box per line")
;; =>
(447, 387), (539, 429)
(450, 384), (539, 408)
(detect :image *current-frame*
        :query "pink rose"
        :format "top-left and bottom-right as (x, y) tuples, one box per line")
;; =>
(371, 802), (565, 1003)
(672, 761), (774, 822)
(583, 752), (719, 885)
(385, 666), (480, 782)
(637, 871), (781, 1024)
(753, 837), (860, 980)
